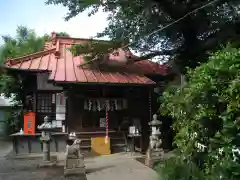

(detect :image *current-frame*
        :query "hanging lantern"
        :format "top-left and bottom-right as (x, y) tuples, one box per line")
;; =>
(110, 100), (114, 111)
(106, 100), (110, 111)
(114, 100), (118, 110)
(88, 100), (92, 111)
(97, 100), (101, 111)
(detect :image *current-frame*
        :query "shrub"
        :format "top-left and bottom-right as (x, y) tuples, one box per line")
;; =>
(160, 45), (240, 179)
(156, 157), (205, 180)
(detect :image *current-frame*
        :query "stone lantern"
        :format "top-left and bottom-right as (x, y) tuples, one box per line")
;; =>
(145, 114), (164, 167)
(37, 116), (57, 166)
(149, 114), (162, 136)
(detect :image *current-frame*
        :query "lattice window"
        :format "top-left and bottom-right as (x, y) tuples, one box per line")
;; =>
(36, 92), (56, 123)
(37, 93), (53, 113)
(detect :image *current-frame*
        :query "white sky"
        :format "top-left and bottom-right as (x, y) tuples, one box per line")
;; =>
(0, 0), (109, 44)
(0, 1), (147, 59)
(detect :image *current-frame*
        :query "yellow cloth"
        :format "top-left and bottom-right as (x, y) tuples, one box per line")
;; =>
(91, 136), (111, 155)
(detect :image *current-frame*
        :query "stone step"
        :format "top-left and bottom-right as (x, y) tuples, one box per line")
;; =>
(75, 132), (126, 139)
(78, 137), (125, 141)
(72, 132), (128, 153)
(112, 143), (126, 147)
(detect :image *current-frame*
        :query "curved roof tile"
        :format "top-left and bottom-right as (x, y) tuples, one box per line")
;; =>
(5, 36), (169, 85)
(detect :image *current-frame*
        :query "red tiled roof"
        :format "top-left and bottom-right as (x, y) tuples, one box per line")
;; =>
(5, 35), (169, 85)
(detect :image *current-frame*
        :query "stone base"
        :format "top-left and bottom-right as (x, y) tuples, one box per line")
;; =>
(65, 158), (85, 169)
(64, 175), (87, 180)
(145, 158), (154, 168)
(64, 167), (87, 179)
(152, 150), (164, 157)
(38, 160), (57, 168)
(64, 174), (87, 180)
(145, 156), (164, 168)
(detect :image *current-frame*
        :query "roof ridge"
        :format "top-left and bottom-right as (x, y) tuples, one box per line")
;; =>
(5, 48), (56, 66)
(55, 36), (109, 43)
(49, 33), (166, 69)
(137, 59), (165, 66)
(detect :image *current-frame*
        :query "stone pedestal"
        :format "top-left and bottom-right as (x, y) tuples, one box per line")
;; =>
(145, 148), (164, 168)
(40, 135), (50, 161)
(38, 134), (57, 167)
(64, 155), (86, 178)
(145, 149), (153, 168)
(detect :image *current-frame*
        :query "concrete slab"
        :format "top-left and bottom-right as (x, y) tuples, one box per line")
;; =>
(85, 154), (158, 180)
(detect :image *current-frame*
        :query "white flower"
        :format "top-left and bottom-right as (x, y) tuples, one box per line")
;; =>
(232, 147), (240, 162)
(218, 148), (223, 155)
(196, 142), (206, 152)
(193, 132), (197, 138)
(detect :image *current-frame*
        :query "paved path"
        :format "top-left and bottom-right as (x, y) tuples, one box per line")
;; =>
(86, 154), (158, 180)
(0, 153), (158, 180)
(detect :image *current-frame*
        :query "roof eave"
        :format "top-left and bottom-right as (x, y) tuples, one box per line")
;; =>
(4, 48), (56, 67)
(5, 67), (50, 73)
(49, 80), (157, 87)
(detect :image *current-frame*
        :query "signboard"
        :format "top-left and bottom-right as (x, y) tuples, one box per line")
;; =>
(129, 126), (136, 134)
(99, 118), (106, 128)
(56, 93), (66, 122)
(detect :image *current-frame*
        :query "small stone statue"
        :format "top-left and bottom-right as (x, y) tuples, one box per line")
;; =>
(64, 137), (86, 179)
(66, 139), (82, 159)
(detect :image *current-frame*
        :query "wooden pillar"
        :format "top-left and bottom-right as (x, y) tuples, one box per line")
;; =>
(33, 93), (36, 112)
(65, 94), (69, 131)
(66, 92), (72, 131)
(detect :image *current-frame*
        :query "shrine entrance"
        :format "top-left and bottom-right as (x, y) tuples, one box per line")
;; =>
(66, 85), (152, 154)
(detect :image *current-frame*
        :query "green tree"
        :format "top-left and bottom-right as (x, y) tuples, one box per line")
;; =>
(160, 45), (240, 179)
(56, 32), (70, 37)
(0, 26), (70, 64)
(46, 0), (240, 73)
(0, 26), (49, 64)
(0, 26), (69, 134)
(0, 26), (49, 133)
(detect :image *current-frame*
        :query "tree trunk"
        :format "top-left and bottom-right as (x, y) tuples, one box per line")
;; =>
(178, 16), (200, 72)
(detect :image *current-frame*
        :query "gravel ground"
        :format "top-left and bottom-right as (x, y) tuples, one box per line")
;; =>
(0, 158), (66, 180)
(0, 153), (158, 180)
(0, 140), (12, 158)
